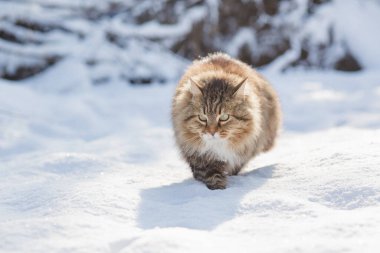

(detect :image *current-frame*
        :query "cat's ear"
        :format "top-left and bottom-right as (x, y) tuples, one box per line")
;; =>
(232, 77), (248, 97)
(189, 78), (203, 96)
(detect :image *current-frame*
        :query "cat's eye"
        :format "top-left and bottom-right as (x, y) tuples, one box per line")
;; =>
(219, 114), (229, 121)
(198, 114), (207, 122)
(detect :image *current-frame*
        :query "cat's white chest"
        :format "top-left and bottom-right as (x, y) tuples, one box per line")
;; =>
(200, 134), (240, 170)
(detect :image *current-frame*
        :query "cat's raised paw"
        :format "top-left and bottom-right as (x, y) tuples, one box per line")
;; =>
(206, 182), (227, 190)
(205, 174), (227, 190)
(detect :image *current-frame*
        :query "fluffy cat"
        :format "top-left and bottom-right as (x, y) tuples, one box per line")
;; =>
(171, 53), (281, 190)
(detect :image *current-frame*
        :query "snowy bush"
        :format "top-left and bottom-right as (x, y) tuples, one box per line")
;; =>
(0, 0), (379, 84)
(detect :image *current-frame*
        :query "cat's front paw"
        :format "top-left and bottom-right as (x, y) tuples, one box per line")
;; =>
(205, 173), (227, 190)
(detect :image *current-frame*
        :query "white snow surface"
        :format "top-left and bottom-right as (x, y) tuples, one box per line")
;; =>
(1, 60), (380, 253)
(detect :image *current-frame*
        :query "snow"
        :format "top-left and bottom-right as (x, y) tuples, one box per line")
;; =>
(1, 59), (380, 252)
(111, 6), (207, 39)
(266, 0), (380, 71)
(333, 0), (380, 69)
(225, 28), (257, 57)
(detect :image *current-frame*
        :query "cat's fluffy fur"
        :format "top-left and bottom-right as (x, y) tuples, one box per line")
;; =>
(171, 53), (281, 190)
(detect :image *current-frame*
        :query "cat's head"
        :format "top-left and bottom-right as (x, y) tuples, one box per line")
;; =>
(185, 77), (255, 147)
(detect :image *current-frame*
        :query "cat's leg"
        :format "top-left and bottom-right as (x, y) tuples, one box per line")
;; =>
(229, 161), (246, 176)
(187, 155), (227, 190)
(202, 164), (227, 190)
(230, 168), (240, 176)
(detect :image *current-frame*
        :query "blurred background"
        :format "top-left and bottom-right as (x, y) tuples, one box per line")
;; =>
(1, 0), (379, 86)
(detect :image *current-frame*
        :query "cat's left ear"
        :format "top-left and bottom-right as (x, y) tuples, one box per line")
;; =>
(232, 77), (248, 97)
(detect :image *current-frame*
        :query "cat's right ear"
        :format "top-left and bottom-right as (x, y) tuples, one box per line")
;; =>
(189, 78), (203, 96)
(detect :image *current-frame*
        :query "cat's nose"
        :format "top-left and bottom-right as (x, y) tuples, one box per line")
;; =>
(208, 127), (217, 136)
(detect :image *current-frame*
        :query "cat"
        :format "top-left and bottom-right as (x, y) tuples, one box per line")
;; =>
(171, 53), (281, 190)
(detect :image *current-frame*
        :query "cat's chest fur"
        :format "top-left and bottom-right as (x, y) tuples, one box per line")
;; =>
(199, 134), (241, 173)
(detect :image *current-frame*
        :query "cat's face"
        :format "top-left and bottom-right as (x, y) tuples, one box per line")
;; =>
(185, 78), (253, 147)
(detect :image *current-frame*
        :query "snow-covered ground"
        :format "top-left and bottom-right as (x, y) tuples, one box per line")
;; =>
(1, 58), (380, 252)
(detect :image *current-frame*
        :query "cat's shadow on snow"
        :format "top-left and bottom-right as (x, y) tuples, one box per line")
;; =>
(137, 164), (276, 230)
